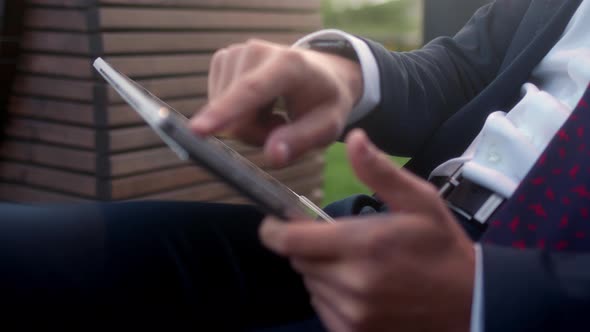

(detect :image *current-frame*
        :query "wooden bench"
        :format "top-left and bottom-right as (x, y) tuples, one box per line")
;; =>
(0, 0), (326, 205)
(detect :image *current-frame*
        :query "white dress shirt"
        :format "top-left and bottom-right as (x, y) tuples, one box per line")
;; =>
(294, 1), (590, 330)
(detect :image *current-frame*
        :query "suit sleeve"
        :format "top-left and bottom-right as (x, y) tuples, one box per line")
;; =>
(348, 0), (531, 157)
(482, 245), (590, 332)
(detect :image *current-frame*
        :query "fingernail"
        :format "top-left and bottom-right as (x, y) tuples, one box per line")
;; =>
(356, 132), (374, 162)
(357, 136), (368, 156)
(275, 142), (291, 165)
(190, 115), (213, 133)
(260, 219), (283, 247)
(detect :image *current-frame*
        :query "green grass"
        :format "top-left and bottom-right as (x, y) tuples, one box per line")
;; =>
(319, 1), (416, 207)
(322, 142), (408, 207)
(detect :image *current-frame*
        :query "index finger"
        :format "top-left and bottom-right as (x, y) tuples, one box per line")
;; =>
(190, 53), (301, 136)
(259, 216), (384, 259)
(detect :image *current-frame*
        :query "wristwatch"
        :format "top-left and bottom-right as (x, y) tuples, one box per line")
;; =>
(306, 38), (359, 62)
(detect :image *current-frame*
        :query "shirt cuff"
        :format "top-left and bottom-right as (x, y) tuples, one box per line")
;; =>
(471, 244), (485, 332)
(292, 29), (381, 124)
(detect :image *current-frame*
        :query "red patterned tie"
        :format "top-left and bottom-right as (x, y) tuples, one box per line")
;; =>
(483, 84), (590, 251)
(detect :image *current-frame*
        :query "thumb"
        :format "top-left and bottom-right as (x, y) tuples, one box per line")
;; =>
(346, 129), (440, 213)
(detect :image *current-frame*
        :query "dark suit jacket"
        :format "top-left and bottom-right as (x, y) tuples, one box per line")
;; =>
(354, 0), (588, 331)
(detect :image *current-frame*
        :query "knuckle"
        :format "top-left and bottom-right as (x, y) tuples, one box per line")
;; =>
(278, 49), (306, 76)
(246, 38), (264, 47)
(240, 76), (266, 96)
(211, 48), (228, 64)
(210, 51), (228, 77)
(282, 48), (305, 64)
(225, 43), (245, 56)
(243, 43), (263, 60)
(245, 39), (273, 54)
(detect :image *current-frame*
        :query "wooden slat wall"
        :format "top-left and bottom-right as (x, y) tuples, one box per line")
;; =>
(1, 0), (326, 206)
(19, 54), (212, 79)
(28, 0), (320, 11)
(0, 184), (91, 203)
(0, 151), (325, 199)
(10, 96), (204, 126)
(25, 8), (321, 31)
(22, 31), (303, 54)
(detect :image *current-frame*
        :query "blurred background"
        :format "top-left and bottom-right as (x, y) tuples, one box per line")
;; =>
(321, 0), (419, 205)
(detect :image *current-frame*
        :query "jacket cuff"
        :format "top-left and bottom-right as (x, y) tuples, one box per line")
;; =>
(481, 245), (561, 332)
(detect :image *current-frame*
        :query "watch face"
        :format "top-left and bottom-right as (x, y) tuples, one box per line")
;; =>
(308, 39), (359, 62)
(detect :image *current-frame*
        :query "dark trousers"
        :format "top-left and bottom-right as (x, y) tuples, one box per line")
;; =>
(0, 197), (483, 330)
(0, 201), (324, 331)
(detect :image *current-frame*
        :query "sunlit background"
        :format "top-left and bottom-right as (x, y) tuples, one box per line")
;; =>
(323, 0), (422, 49)
(321, 0), (419, 205)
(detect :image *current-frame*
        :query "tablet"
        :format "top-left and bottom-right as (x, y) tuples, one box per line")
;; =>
(93, 58), (334, 223)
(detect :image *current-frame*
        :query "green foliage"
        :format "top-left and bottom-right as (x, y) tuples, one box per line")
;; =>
(319, 0), (416, 206)
(322, 143), (371, 206)
(321, 0), (419, 44)
(322, 143), (409, 207)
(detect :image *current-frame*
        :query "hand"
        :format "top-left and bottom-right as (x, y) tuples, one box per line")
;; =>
(190, 39), (363, 168)
(260, 129), (475, 332)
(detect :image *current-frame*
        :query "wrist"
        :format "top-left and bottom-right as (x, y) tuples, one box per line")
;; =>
(334, 53), (364, 108)
(293, 30), (380, 124)
(305, 38), (363, 102)
(303, 49), (364, 117)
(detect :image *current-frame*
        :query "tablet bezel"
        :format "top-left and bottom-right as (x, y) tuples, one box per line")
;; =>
(93, 57), (334, 222)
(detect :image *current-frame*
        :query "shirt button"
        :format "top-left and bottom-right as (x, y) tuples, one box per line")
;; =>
(487, 150), (502, 163)
(522, 131), (533, 141)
